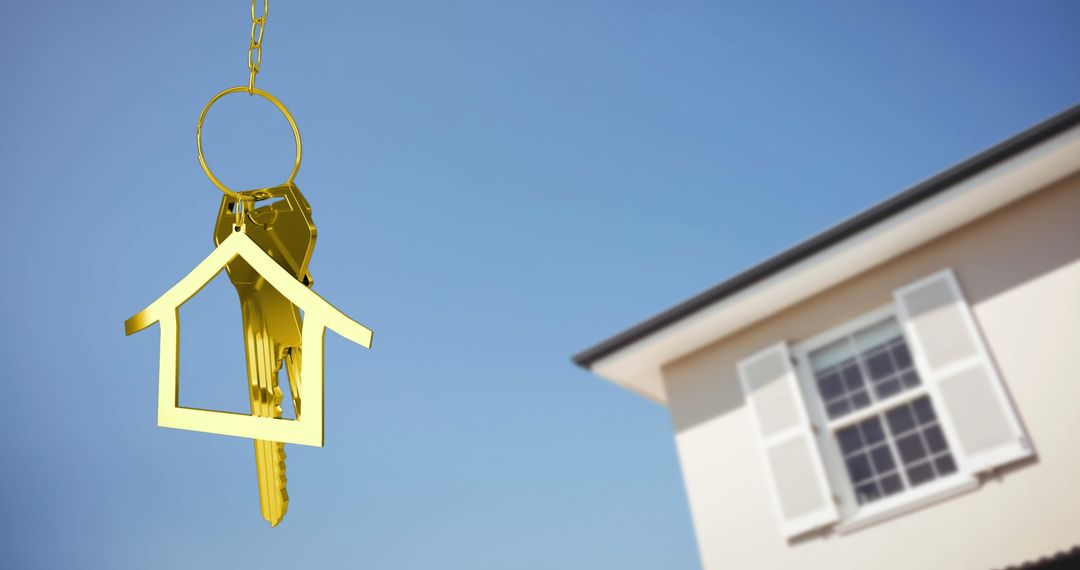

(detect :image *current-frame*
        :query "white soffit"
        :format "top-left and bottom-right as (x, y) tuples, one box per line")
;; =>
(593, 124), (1080, 405)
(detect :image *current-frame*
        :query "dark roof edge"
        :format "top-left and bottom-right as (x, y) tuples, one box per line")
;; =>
(573, 102), (1080, 369)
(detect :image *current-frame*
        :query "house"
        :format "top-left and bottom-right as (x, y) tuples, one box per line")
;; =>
(573, 104), (1080, 570)
(125, 228), (373, 447)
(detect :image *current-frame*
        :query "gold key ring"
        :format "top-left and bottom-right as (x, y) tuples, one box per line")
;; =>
(196, 86), (302, 198)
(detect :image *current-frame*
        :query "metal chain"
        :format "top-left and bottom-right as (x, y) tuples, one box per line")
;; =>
(248, 0), (268, 94)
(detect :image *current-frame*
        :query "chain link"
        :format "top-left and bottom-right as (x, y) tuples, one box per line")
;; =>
(248, 0), (269, 94)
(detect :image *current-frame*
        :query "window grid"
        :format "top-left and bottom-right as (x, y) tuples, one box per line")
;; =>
(884, 397), (958, 487)
(816, 354), (871, 420)
(814, 333), (922, 421)
(835, 416), (906, 505)
(861, 338), (920, 401)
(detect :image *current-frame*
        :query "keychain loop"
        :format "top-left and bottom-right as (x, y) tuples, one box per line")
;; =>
(196, 85), (302, 198)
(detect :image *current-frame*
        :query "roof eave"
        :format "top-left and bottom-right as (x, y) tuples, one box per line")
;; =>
(574, 103), (1080, 404)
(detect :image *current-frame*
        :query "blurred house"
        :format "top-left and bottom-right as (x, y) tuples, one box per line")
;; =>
(574, 105), (1080, 570)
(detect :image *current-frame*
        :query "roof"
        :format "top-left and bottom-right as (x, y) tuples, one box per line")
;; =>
(125, 229), (373, 348)
(573, 102), (1080, 373)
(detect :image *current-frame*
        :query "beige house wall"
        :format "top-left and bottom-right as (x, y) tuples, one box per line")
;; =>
(662, 173), (1080, 570)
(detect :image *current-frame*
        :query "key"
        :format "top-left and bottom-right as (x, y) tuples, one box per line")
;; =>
(214, 183), (316, 525)
(214, 183), (317, 526)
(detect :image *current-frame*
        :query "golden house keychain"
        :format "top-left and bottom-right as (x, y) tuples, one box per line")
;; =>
(125, 0), (372, 526)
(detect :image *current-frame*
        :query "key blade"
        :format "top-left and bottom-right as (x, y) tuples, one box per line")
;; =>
(242, 300), (291, 526)
(256, 440), (288, 526)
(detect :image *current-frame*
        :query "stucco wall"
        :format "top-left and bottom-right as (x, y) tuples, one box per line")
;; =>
(662, 173), (1080, 570)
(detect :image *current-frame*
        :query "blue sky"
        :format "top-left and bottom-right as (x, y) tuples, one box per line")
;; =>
(2, 1), (1078, 568)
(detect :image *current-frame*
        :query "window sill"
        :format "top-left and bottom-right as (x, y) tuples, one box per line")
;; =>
(833, 474), (979, 535)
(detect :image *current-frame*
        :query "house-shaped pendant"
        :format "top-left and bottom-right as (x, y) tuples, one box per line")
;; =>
(125, 230), (372, 447)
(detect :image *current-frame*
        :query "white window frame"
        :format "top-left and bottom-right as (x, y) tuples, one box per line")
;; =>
(792, 304), (978, 533)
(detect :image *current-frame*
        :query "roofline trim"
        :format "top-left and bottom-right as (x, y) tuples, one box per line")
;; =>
(573, 102), (1080, 370)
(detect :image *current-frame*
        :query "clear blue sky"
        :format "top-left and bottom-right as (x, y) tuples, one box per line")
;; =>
(2, 1), (1078, 568)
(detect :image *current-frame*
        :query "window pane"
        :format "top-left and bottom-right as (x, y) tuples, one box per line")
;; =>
(810, 337), (856, 372)
(874, 378), (902, 400)
(846, 454), (873, 484)
(865, 349), (896, 380)
(893, 342), (914, 369)
(907, 462), (935, 486)
(855, 482), (881, 504)
(826, 400), (851, 419)
(896, 434), (928, 463)
(912, 396), (936, 423)
(870, 445), (895, 472)
(935, 455), (957, 476)
(924, 425), (948, 453)
(852, 317), (903, 353)
(841, 363), (864, 391)
(817, 372), (843, 400)
(880, 474), (903, 496)
(886, 406), (916, 435)
(851, 390), (871, 409)
(859, 417), (885, 445)
(837, 425), (863, 455)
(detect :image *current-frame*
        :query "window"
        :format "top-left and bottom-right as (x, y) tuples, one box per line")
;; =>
(738, 269), (1032, 538)
(800, 314), (959, 508)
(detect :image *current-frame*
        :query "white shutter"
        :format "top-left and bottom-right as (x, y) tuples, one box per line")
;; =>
(894, 269), (1032, 473)
(738, 342), (839, 538)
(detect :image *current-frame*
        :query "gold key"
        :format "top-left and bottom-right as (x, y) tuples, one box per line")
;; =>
(214, 183), (317, 526)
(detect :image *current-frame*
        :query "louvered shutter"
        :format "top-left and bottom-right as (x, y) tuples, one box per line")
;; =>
(894, 269), (1032, 473)
(738, 342), (839, 538)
